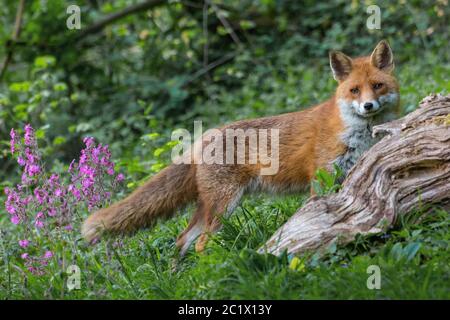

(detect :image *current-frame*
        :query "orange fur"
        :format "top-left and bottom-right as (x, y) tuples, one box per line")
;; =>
(82, 41), (400, 255)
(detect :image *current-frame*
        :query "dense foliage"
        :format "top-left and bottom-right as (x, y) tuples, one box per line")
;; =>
(0, 0), (448, 299)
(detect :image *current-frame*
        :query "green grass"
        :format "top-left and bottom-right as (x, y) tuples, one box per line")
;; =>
(0, 56), (449, 300)
(1, 194), (449, 299)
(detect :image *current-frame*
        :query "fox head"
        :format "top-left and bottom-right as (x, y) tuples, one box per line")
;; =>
(330, 40), (399, 118)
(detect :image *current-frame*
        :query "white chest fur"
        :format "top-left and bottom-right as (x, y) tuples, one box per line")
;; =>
(334, 95), (398, 175)
(333, 118), (377, 174)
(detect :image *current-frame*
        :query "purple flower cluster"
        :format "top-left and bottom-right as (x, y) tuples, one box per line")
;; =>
(5, 124), (125, 275)
(20, 250), (54, 275)
(10, 128), (16, 153)
(67, 137), (124, 211)
(10, 126), (41, 187)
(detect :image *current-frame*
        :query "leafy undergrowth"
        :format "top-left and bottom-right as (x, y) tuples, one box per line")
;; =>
(0, 191), (448, 299)
(1, 56), (449, 300)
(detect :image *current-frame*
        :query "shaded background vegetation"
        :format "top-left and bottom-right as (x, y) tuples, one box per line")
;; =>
(1, 0), (448, 181)
(0, 0), (449, 299)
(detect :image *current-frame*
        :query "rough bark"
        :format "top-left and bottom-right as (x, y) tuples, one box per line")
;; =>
(261, 94), (450, 256)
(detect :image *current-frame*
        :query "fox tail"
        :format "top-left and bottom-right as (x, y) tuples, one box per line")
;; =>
(81, 164), (196, 242)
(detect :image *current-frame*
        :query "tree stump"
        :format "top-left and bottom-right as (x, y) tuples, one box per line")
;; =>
(261, 94), (450, 256)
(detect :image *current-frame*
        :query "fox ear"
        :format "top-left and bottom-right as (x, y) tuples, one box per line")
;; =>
(329, 51), (353, 81)
(371, 40), (394, 72)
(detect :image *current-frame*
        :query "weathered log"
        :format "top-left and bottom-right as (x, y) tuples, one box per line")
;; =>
(261, 94), (450, 256)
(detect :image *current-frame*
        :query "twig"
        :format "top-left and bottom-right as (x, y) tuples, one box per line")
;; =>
(184, 51), (236, 86)
(209, 2), (242, 46)
(75, 0), (166, 41)
(0, 0), (26, 81)
(203, 0), (209, 69)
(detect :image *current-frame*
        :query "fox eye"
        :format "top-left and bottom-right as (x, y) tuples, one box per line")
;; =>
(350, 87), (359, 94)
(373, 83), (383, 90)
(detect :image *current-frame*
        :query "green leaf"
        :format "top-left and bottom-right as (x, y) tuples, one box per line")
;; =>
(9, 81), (31, 92)
(289, 257), (305, 272)
(53, 136), (67, 145)
(151, 163), (165, 172)
(34, 56), (56, 69)
(390, 243), (403, 261)
(239, 20), (256, 30)
(153, 148), (165, 157)
(403, 242), (421, 261)
(35, 129), (45, 139)
(53, 83), (67, 91)
(76, 123), (92, 132)
(327, 242), (337, 254)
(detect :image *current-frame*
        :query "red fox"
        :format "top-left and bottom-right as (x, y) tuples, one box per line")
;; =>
(82, 40), (400, 255)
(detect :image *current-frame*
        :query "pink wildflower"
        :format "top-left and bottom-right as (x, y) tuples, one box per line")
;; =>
(27, 164), (41, 177)
(17, 157), (26, 166)
(19, 239), (30, 248)
(10, 128), (16, 153)
(11, 215), (20, 224)
(24, 124), (34, 146)
(83, 137), (95, 148)
(35, 220), (44, 228)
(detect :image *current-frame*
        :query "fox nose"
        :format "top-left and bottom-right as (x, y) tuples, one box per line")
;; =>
(363, 102), (373, 111)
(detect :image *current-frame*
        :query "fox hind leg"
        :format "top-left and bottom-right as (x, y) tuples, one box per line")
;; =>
(176, 185), (244, 256)
(194, 187), (244, 253)
(175, 202), (207, 256)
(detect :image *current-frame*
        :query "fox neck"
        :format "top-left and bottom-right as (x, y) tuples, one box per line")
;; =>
(332, 94), (398, 175)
